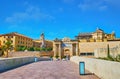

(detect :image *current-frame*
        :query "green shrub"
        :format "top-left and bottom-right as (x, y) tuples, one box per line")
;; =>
(50, 56), (53, 58)
(55, 55), (59, 59)
(62, 56), (66, 58)
(0, 51), (4, 56)
(97, 55), (120, 62)
(27, 47), (34, 51)
(107, 55), (114, 61)
(116, 54), (120, 62)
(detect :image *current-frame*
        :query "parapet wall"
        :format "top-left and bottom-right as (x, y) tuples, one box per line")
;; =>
(0, 57), (35, 72)
(9, 51), (54, 57)
(94, 44), (120, 57)
(70, 56), (120, 79)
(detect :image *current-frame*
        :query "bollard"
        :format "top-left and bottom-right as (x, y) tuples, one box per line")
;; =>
(34, 57), (38, 62)
(50, 58), (53, 61)
(66, 55), (68, 60)
(79, 62), (85, 75)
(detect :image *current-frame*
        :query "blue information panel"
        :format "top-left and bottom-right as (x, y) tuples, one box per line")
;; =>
(79, 62), (85, 75)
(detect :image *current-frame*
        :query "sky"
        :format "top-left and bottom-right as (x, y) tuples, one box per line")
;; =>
(0, 0), (120, 40)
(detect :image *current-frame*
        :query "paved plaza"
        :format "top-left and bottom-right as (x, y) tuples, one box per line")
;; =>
(0, 61), (99, 79)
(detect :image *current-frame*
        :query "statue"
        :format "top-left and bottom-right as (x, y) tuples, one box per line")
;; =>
(40, 33), (46, 48)
(62, 37), (71, 42)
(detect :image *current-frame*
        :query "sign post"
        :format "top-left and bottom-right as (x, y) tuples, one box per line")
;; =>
(79, 62), (85, 75)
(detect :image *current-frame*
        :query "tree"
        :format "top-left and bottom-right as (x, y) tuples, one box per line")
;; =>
(34, 47), (40, 51)
(1, 41), (13, 57)
(27, 47), (34, 51)
(46, 47), (52, 51)
(16, 46), (27, 51)
(0, 48), (4, 56)
(41, 47), (46, 51)
(107, 44), (110, 58)
(22, 46), (27, 51)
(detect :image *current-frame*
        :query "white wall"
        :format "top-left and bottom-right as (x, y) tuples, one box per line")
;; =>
(70, 56), (120, 79)
(0, 57), (35, 72)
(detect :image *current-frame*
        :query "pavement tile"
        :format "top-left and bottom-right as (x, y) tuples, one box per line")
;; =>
(0, 61), (100, 79)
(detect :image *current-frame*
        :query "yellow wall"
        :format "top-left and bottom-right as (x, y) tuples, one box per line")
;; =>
(0, 40), (1, 48)
(14, 35), (33, 48)
(0, 33), (33, 51)
(34, 40), (53, 48)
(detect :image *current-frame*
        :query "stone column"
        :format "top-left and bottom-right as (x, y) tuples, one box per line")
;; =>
(76, 43), (79, 56)
(71, 44), (73, 56)
(54, 44), (57, 57)
(59, 44), (62, 59)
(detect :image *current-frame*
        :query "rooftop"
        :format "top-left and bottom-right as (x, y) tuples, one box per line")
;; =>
(78, 33), (93, 36)
(0, 32), (32, 40)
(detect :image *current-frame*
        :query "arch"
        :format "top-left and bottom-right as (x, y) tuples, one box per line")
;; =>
(64, 48), (70, 56)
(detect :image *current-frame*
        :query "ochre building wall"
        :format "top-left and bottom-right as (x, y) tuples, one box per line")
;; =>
(79, 41), (120, 53)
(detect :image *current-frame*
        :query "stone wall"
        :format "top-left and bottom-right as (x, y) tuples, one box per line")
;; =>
(8, 51), (54, 57)
(70, 56), (120, 79)
(94, 44), (120, 57)
(79, 41), (120, 54)
(0, 57), (35, 72)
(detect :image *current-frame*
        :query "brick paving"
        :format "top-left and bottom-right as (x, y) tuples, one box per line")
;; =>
(0, 61), (99, 79)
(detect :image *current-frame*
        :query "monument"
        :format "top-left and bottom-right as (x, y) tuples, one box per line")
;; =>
(40, 33), (46, 48)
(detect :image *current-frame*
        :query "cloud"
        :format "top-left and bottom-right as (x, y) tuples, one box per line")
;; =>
(5, 4), (55, 24)
(78, 0), (108, 11)
(78, 0), (120, 11)
(104, 0), (120, 7)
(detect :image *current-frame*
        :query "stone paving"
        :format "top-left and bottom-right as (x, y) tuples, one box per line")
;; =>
(0, 61), (99, 79)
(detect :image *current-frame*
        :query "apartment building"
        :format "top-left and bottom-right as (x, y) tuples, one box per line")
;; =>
(0, 32), (33, 50)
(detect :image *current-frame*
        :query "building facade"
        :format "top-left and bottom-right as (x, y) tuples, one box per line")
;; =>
(33, 40), (41, 48)
(53, 28), (119, 59)
(0, 32), (33, 51)
(0, 40), (1, 48)
(75, 28), (115, 42)
(53, 38), (79, 59)
(0, 32), (53, 51)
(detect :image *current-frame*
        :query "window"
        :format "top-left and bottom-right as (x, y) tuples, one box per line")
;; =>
(11, 40), (13, 43)
(80, 52), (94, 56)
(87, 53), (94, 56)
(3, 41), (5, 43)
(80, 53), (86, 56)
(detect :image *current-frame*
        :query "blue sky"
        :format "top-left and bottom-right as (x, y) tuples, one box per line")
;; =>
(0, 0), (120, 40)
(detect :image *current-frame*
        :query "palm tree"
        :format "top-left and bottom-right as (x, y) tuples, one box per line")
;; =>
(1, 45), (7, 57)
(1, 40), (13, 57)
